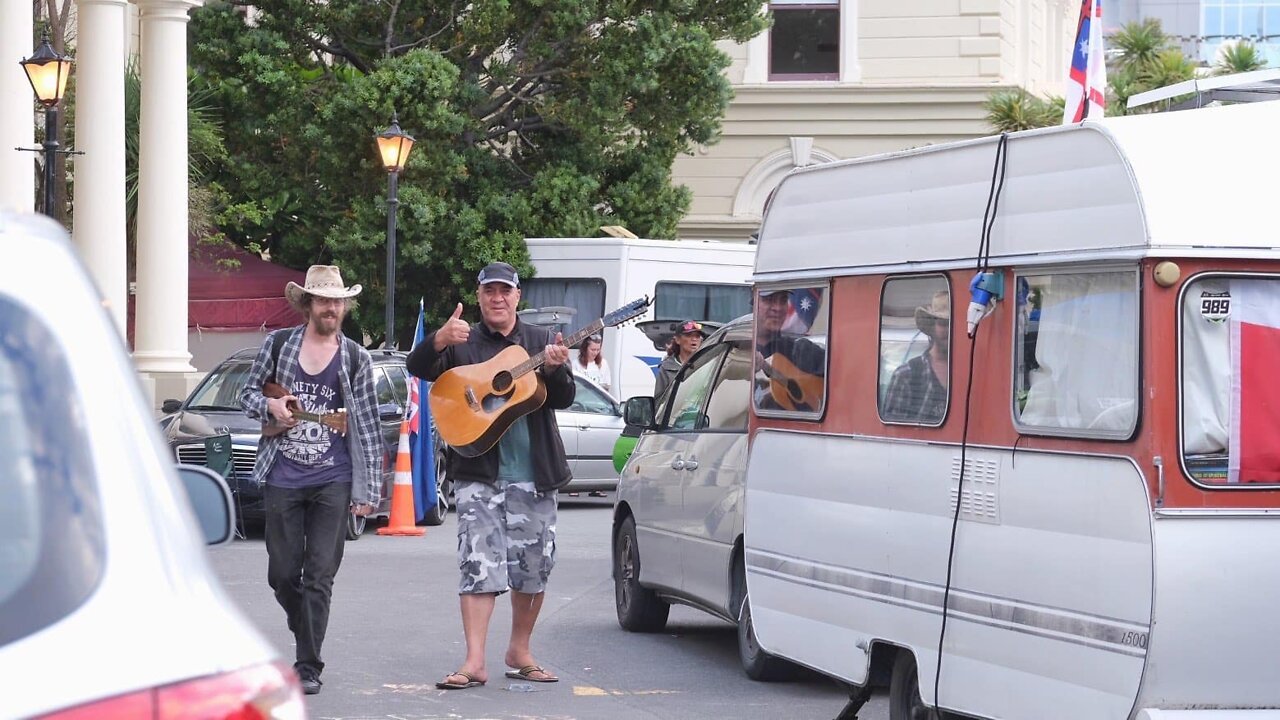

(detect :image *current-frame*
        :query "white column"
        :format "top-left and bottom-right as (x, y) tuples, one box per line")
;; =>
(74, 0), (130, 337)
(133, 0), (202, 400)
(839, 0), (861, 82)
(0, 3), (35, 214)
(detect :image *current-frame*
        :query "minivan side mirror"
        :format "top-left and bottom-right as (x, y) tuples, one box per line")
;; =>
(175, 464), (235, 546)
(623, 396), (657, 429)
(161, 398), (182, 414)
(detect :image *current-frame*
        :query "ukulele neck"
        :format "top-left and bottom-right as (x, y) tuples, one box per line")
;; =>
(509, 319), (605, 379)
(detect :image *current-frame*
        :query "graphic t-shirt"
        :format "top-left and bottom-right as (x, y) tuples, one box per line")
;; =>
(269, 351), (352, 488)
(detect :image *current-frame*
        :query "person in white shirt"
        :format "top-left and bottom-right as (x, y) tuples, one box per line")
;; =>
(571, 334), (611, 394)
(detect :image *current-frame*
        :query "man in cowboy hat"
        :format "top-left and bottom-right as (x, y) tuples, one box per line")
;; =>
(882, 290), (951, 424)
(239, 264), (383, 695)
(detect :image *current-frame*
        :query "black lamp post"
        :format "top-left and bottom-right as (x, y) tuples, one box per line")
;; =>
(375, 112), (414, 349)
(20, 35), (73, 218)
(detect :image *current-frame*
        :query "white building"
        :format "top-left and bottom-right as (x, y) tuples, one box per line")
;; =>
(2, 1), (204, 404)
(674, 0), (1079, 241)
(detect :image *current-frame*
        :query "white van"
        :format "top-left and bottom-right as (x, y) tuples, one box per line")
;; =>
(525, 237), (755, 401)
(744, 101), (1280, 719)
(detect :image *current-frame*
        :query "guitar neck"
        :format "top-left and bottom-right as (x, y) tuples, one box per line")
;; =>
(509, 319), (605, 379)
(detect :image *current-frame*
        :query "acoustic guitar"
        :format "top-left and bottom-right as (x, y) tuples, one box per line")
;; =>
(430, 297), (651, 458)
(260, 381), (349, 437)
(763, 353), (825, 413)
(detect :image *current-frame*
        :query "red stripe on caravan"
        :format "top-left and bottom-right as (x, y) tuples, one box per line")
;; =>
(1237, 321), (1280, 483)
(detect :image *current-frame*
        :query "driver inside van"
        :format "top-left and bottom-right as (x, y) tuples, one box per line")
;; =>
(882, 291), (950, 424)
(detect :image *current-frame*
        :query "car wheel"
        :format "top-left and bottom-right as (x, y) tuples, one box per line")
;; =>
(889, 650), (956, 720)
(613, 515), (669, 632)
(420, 450), (451, 527)
(733, 555), (790, 681)
(345, 511), (366, 541)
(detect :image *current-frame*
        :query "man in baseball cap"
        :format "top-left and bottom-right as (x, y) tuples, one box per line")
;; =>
(477, 261), (520, 288)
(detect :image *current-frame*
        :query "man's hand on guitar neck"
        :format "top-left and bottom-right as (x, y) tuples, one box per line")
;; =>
(434, 303), (471, 351)
(544, 332), (569, 369)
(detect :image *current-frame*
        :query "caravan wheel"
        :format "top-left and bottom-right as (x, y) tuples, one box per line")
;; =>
(889, 651), (957, 720)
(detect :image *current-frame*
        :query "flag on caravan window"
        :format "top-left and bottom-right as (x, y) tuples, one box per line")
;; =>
(409, 299), (438, 518)
(1063, 0), (1107, 124)
(1229, 280), (1280, 483)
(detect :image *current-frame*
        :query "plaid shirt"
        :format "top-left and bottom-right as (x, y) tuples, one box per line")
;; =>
(881, 352), (947, 425)
(239, 326), (383, 505)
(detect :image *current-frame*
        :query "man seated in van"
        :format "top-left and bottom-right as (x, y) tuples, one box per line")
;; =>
(882, 292), (949, 424)
(754, 289), (825, 412)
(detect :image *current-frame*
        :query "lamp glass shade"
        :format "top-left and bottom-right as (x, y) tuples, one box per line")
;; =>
(376, 129), (414, 172)
(21, 40), (72, 107)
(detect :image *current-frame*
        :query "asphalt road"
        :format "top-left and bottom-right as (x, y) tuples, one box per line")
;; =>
(208, 495), (890, 720)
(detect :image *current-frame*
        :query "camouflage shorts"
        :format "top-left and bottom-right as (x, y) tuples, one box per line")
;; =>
(455, 478), (558, 594)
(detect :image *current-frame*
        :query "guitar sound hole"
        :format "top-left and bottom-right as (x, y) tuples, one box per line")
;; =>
(492, 371), (514, 393)
(482, 388), (515, 413)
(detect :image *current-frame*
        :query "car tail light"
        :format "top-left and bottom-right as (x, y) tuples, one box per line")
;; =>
(38, 661), (305, 720)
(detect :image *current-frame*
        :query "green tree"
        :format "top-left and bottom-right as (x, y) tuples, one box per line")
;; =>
(189, 0), (767, 347)
(1214, 41), (1268, 75)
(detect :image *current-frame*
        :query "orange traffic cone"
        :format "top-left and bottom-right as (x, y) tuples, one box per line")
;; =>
(376, 418), (426, 536)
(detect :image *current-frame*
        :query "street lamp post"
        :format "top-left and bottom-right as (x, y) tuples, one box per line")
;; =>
(20, 35), (73, 218)
(375, 112), (414, 349)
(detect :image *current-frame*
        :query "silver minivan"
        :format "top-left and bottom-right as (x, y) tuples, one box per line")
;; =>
(611, 315), (791, 680)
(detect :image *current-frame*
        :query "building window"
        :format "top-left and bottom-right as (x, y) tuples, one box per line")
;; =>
(1201, 0), (1280, 65)
(769, 0), (840, 80)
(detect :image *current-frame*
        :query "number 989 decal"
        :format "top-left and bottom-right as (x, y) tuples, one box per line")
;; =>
(1200, 291), (1231, 323)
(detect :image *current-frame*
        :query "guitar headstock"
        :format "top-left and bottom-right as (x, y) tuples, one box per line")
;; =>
(604, 296), (652, 328)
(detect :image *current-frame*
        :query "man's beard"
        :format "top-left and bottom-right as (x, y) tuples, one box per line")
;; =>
(311, 313), (343, 336)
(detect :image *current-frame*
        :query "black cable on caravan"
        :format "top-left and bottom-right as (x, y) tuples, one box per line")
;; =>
(931, 132), (1009, 720)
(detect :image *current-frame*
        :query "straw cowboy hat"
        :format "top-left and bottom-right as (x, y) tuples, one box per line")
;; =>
(913, 291), (950, 336)
(286, 265), (362, 312)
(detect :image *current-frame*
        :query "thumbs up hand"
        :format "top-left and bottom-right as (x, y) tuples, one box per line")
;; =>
(434, 302), (471, 350)
(544, 331), (570, 369)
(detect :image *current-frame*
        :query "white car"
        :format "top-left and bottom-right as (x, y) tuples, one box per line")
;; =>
(611, 314), (791, 680)
(0, 212), (302, 718)
(558, 374), (627, 493)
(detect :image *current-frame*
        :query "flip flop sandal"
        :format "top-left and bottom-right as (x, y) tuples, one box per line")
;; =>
(436, 671), (485, 690)
(505, 665), (559, 683)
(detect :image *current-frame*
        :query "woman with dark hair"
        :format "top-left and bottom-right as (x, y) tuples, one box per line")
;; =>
(654, 320), (706, 399)
(571, 334), (611, 394)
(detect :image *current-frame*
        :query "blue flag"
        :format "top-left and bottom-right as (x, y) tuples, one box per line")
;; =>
(408, 299), (438, 520)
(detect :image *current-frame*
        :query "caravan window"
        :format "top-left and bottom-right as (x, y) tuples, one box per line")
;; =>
(1181, 275), (1280, 486)
(753, 285), (829, 419)
(655, 282), (751, 324)
(878, 276), (950, 426)
(520, 278), (605, 336)
(1013, 269), (1139, 439)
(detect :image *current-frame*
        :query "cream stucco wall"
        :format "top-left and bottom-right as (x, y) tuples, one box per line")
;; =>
(674, 0), (1075, 241)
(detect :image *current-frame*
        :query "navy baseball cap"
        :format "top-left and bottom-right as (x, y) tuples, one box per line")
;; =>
(477, 261), (519, 287)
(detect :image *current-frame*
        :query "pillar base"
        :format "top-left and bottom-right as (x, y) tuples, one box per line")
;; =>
(139, 370), (204, 413)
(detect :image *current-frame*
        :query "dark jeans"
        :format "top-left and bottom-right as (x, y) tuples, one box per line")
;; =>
(264, 481), (351, 675)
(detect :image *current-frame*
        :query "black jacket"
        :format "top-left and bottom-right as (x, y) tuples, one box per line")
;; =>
(407, 318), (575, 491)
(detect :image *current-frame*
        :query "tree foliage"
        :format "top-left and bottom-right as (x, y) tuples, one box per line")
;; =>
(985, 18), (1200, 132)
(189, 1), (766, 347)
(1214, 41), (1268, 75)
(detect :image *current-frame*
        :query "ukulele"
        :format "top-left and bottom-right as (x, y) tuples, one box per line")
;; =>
(260, 381), (349, 437)
(430, 297), (651, 458)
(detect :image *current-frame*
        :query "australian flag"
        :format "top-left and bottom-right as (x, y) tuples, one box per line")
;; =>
(409, 299), (438, 520)
(1064, 0), (1107, 123)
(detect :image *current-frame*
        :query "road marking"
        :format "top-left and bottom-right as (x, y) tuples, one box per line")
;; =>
(572, 686), (682, 697)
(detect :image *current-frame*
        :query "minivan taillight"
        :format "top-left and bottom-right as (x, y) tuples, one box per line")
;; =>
(39, 661), (305, 720)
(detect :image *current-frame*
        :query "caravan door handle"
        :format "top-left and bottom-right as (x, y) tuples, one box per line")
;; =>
(671, 458), (686, 470)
